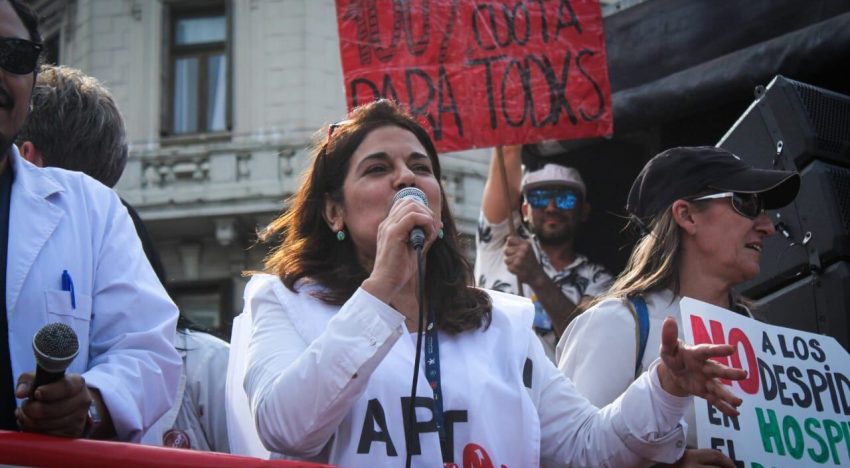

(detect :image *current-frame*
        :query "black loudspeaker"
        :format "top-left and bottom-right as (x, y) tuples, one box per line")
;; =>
(754, 261), (850, 349)
(719, 76), (850, 168)
(717, 76), (850, 349)
(735, 160), (850, 297)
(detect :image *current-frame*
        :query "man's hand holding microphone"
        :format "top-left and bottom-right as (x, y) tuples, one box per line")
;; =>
(14, 323), (110, 439)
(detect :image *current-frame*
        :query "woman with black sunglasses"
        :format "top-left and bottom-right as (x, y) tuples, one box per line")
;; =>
(557, 146), (800, 467)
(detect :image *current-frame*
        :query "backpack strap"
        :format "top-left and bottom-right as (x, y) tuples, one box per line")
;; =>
(629, 296), (650, 377)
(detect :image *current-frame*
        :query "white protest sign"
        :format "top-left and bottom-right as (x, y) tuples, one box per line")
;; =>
(680, 297), (850, 467)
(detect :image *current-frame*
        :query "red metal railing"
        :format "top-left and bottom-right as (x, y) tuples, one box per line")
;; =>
(0, 431), (333, 468)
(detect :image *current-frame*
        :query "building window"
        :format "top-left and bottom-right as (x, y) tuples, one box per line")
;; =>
(166, 3), (230, 136)
(169, 279), (234, 337)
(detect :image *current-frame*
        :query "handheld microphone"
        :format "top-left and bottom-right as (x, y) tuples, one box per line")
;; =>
(391, 187), (429, 249)
(32, 323), (80, 391)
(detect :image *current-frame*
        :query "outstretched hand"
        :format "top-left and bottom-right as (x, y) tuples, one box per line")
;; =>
(657, 317), (747, 417)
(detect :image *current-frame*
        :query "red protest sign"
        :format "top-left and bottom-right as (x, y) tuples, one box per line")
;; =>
(336, 0), (613, 153)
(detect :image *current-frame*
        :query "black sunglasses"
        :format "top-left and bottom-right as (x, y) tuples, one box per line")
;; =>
(692, 192), (764, 219)
(0, 37), (43, 75)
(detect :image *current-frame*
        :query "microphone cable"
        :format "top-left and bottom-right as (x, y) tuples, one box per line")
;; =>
(405, 244), (427, 468)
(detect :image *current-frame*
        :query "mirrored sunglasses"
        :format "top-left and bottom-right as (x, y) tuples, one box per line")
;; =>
(526, 189), (579, 210)
(0, 37), (42, 75)
(692, 192), (764, 219)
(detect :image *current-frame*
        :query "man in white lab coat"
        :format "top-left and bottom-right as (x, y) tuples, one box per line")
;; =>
(0, 0), (180, 442)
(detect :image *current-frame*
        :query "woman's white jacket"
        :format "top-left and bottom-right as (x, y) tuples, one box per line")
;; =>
(237, 274), (689, 467)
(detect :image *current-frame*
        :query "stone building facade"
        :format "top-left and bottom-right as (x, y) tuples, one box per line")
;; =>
(35, 0), (491, 333)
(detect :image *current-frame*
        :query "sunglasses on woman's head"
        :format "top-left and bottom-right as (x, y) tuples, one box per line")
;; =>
(0, 37), (42, 75)
(525, 189), (580, 210)
(692, 192), (764, 219)
(326, 119), (351, 144)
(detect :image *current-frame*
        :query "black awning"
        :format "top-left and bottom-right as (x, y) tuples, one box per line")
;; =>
(610, 11), (850, 132)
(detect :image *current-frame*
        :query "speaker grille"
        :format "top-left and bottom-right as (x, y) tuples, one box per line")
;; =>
(791, 81), (850, 156)
(827, 164), (850, 233)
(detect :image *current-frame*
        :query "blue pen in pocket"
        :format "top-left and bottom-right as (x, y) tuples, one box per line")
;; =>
(61, 269), (76, 309)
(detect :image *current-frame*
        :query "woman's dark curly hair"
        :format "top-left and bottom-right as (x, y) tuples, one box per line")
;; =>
(260, 99), (491, 334)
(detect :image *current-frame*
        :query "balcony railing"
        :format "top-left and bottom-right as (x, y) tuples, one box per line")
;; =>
(118, 140), (488, 236)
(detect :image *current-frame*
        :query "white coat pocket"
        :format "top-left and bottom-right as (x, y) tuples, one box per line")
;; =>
(43, 289), (93, 372)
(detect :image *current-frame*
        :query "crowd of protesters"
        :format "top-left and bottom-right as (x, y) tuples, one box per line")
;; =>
(0, 1), (804, 467)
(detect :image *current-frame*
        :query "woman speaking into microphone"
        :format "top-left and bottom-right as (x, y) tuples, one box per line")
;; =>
(235, 100), (746, 467)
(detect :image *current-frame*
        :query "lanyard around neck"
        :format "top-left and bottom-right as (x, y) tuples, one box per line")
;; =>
(423, 304), (448, 461)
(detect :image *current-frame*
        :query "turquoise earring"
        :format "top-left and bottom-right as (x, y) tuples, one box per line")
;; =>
(336, 230), (346, 241)
(437, 228), (444, 240)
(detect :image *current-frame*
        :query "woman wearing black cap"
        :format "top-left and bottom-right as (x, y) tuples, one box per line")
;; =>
(557, 146), (800, 467)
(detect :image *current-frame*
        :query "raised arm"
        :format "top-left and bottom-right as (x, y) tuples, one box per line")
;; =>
(482, 145), (523, 224)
